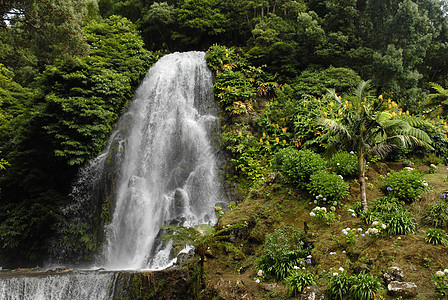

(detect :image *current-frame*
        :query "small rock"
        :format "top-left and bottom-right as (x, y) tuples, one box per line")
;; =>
(404, 167), (414, 171)
(388, 281), (418, 298)
(264, 283), (279, 291)
(383, 266), (405, 284)
(300, 285), (323, 300)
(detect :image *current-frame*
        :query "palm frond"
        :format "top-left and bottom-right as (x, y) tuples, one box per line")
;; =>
(368, 143), (395, 158)
(317, 117), (352, 141)
(355, 80), (371, 102)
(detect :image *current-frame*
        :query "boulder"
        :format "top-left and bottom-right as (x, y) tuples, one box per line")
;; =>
(387, 281), (418, 298)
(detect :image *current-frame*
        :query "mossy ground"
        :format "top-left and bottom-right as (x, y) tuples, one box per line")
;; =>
(200, 163), (448, 299)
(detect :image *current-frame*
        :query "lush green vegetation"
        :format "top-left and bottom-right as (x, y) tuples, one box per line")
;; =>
(1, 1), (448, 298)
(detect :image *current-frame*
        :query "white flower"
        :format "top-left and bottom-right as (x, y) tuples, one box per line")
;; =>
(330, 206), (336, 211)
(302, 267), (306, 270)
(352, 213), (357, 217)
(357, 228), (363, 232)
(330, 252), (336, 255)
(372, 221), (379, 226)
(337, 163), (340, 166)
(293, 266), (299, 270)
(348, 209), (355, 213)
(435, 271), (445, 277)
(444, 269), (448, 274)
(333, 272), (339, 276)
(339, 267), (345, 272)
(350, 151), (354, 155)
(382, 224), (387, 229)
(342, 229), (348, 235)
(307, 255), (312, 259)
(310, 212), (316, 217)
(255, 278), (261, 283)
(321, 207), (327, 212)
(339, 175), (343, 179)
(314, 200), (318, 204)
(342, 250), (346, 253)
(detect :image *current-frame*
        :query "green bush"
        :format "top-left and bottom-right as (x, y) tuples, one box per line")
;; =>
(308, 170), (349, 205)
(327, 272), (382, 300)
(258, 226), (311, 280)
(433, 270), (448, 297)
(272, 148), (327, 189)
(381, 169), (429, 202)
(328, 151), (358, 177)
(359, 197), (416, 235)
(424, 201), (448, 229)
(425, 228), (447, 245)
(285, 268), (316, 296)
(381, 209), (417, 235)
(327, 272), (351, 300)
(310, 206), (339, 225)
(350, 272), (383, 300)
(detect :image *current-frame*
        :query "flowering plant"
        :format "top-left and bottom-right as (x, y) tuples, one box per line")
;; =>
(310, 206), (339, 225)
(433, 269), (448, 297)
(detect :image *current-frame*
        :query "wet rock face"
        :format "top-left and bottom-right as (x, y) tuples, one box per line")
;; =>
(113, 268), (199, 300)
(387, 281), (418, 298)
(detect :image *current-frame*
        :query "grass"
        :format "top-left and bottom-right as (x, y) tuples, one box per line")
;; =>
(198, 163), (448, 299)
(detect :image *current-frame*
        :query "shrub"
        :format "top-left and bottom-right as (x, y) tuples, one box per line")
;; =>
(425, 228), (447, 245)
(309, 206), (339, 225)
(350, 272), (383, 300)
(272, 148), (327, 188)
(433, 270), (448, 297)
(308, 170), (349, 205)
(369, 196), (403, 214)
(359, 197), (416, 235)
(327, 272), (351, 300)
(327, 272), (382, 300)
(285, 268), (316, 296)
(381, 209), (416, 235)
(258, 226), (311, 280)
(424, 201), (448, 229)
(381, 169), (429, 202)
(328, 151), (358, 177)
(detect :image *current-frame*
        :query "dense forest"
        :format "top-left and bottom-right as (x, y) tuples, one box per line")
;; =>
(0, 0), (447, 274)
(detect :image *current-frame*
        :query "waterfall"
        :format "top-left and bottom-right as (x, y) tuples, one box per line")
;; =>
(0, 51), (222, 299)
(98, 51), (221, 270)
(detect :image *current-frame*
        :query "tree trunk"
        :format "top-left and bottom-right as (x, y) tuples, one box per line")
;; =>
(200, 255), (205, 289)
(358, 154), (368, 211)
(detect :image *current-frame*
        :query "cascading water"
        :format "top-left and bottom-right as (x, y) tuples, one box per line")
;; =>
(101, 50), (220, 270)
(0, 51), (222, 298)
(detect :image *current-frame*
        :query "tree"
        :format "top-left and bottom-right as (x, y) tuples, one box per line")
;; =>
(162, 223), (245, 288)
(0, 0), (90, 80)
(318, 81), (432, 210)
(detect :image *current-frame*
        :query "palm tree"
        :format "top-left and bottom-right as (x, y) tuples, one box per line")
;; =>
(161, 223), (245, 289)
(317, 81), (432, 211)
